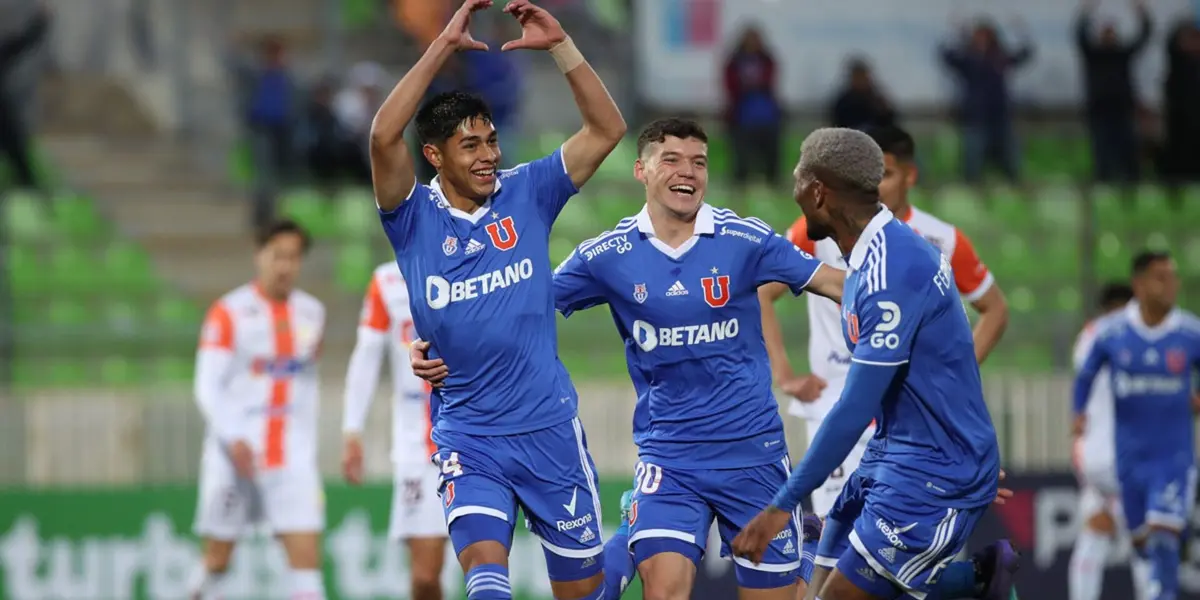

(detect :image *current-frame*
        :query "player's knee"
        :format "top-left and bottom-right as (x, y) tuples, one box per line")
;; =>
(278, 532), (322, 570)
(411, 576), (443, 600)
(1086, 510), (1117, 535)
(822, 568), (883, 600)
(548, 572), (604, 600)
(456, 539), (510, 574)
(201, 539), (236, 572)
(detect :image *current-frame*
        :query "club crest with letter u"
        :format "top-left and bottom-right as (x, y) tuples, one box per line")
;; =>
(633, 283), (648, 304)
(442, 236), (458, 256)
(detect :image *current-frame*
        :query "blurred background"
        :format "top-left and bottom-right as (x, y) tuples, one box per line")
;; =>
(1, 0), (1199, 597)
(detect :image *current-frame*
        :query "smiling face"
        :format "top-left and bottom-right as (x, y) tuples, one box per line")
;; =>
(424, 117), (500, 201)
(636, 134), (708, 220)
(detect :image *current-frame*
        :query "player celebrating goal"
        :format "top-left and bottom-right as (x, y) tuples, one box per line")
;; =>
(1073, 251), (1200, 600)
(190, 220), (327, 600)
(367, 0), (628, 599)
(733, 128), (1013, 600)
(342, 262), (446, 600)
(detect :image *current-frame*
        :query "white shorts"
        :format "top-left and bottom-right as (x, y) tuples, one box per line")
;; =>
(809, 439), (870, 517)
(389, 461), (448, 540)
(1075, 440), (1120, 520)
(193, 451), (325, 540)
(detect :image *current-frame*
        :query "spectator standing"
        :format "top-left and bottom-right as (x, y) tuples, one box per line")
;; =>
(0, 4), (48, 191)
(302, 78), (370, 188)
(940, 19), (1034, 183)
(1161, 21), (1200, 182)
(229, 36), (297, 228)
(828, 57), (896, 131)
(723, 26), (783, 189)
(333, 61), (384, 178)
(1076, 0), (1151, 183)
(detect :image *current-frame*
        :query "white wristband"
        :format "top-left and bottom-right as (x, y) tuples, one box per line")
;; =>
(549, 37), (584, 74)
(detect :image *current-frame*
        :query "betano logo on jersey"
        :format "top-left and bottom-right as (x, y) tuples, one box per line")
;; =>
(425, 258), (534, 310)
(1112, 371), (1187, 397)
(632, 318), (739, 352)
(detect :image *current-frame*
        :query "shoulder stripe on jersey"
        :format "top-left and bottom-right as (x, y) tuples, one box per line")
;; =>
(711, 208), (773, 236)
(864, 231), (888, 294)
(578, 217), (638, 252)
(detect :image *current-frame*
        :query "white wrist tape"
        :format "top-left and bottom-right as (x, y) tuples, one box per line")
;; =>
(549, 36), (584, 73)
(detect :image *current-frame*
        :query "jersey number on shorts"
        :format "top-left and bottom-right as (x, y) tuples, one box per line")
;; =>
(634, 461), (663, 494)
(440, 451), (464, 477)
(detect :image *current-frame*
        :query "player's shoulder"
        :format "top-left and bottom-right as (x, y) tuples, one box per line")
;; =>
(216, 284), (257, 311)
(498, 148), (563, 183)
(573, 215), (640, 264)
(1173, 309), (1200, 339)
(854, 217), (939, 296)
(905, 205), (960, 244)
(1092, 310), (1132, 342)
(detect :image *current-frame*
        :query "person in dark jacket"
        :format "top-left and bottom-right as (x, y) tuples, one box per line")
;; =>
(829, 57), (896, 131)
(1076, 0), (1151, 183)
(723, 26), (783, 188)
(0, 5), (49, 191)
(940, 20), (1034, 183)
(1161, 20), (1200, 182)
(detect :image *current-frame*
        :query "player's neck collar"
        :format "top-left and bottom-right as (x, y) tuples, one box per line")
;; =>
(635, 202), (715, 238)
(846, 206), (893, 271)
(429, 175), (501, 225)
(1125, 300), (1180, 340)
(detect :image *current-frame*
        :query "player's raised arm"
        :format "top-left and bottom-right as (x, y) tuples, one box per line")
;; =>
(369, 0), (491, 212)
(757, 282), (797, 383)
(500, 0), (625, 189)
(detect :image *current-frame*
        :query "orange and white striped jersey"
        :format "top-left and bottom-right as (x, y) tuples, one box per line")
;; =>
(785, 205), (995, 420)
(341, 261), (435, 465)
(195, 284), (326, 469)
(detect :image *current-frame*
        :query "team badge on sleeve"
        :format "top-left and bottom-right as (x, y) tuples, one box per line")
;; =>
(633, 283), (648, 304)
(442, 236), (458, 256)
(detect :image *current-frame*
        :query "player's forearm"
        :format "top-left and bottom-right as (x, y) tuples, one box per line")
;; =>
(970, 288), (1009, 364)
(772, 362), (898, 511)
(1072, 369), (1098, 415)
(758, 285), (797, 382)
(194, 351), (246, 444)
(342, 330), (388, 433)
(806, 264), (844, 304)
(556, 38), (626, 186)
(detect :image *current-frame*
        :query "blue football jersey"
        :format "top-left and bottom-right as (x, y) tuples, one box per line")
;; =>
(553, 203), (825, 469)
(379, 149), (580, 437)
(1076, 303), (1200, 473)
(841, 208), (1000, 508)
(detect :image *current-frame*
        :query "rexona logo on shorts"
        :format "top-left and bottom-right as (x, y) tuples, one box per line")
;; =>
(426, 258), (534, 310)
(557, 513), (594, 532)
(632, 318), (740, 352)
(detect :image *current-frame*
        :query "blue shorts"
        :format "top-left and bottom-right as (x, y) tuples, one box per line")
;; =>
(628, 457), (802, 589)
(434, 417), (603, 582)
(817, 472), (986, 600)
(1120, 463), (1198, 534)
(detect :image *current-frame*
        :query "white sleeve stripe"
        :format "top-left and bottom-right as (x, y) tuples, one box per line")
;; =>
(960, 272), (994, 304)
(852, 357), (909, 366)
(713, 215), (773, 236)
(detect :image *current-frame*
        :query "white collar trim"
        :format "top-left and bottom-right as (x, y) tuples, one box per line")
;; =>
(634, 203), (715, 260)
(430, 175), (502, 225)
(1125, 300), (1181, 341)
(847, 206), (894, 271)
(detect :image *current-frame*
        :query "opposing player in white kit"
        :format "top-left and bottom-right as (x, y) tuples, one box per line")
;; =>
(190, 220), (328, 600)
(342, 261), (448, 600)
(759, 124), (1010, 520)
(1068, 282), (1151, 600)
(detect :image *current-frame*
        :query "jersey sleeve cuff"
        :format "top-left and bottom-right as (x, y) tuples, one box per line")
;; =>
(851, 357), (910, 367)
(961, 272), (995, 304)
(376, 181), (419, 215)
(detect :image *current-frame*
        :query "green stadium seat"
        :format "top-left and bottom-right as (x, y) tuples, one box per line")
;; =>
(104, 242), (156, 293)
(3, 190), (49, 240)
(281, 189), (334, 238)
(1180, 238), (1200, 278)
(744, 189), (792, 231)
(594, 138), (637, 182)
(986, 185), (1026, 229)
(336, 243), (373, 292)
(151, 356), (192, 382)
(1042, 236), (1081, 281)
(990, 234), (1033, 284)
(49, 246), (102, 293)
(1095, 232), (1132, 281)
(930, 185), (986, 232)
(1180, 186), (1200, 221)
(1089, 185), (1127, 231)
(927, 128), (961, 180)
(7, 245), (47, 294)
(333, 189), (377, 238)
(1033, 185), (1082, 230)
(341, 0), (377, 27)
(100, 356), (139, 386)
(52, 193), (104, 239)
(156, 296), (203, 331)
(1131, 185), (1171, 230)
(1054, 287), (1083, 313)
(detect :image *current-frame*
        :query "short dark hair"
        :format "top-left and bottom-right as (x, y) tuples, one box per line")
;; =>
(636, 118), (708, 156)
(1098, 282), (1134, 312)
(256, 219), (312, 253)
(415, 91), (493, 145)
(1131, 250), (1170, 276)
(866, 124), (916, 162)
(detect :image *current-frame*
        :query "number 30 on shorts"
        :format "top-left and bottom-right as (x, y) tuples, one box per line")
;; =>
(634, 461), (663, 494)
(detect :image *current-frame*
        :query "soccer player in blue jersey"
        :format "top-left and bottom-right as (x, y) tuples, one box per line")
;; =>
(732, 128), (1013, 600)
(367, 1), (628, 599)
(1073, 251), (1200, 600)
(552, 118), (846, 600)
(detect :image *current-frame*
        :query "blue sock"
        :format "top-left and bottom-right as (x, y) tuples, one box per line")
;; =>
(799, 535), (818, 584)
(929, 561), (977, 598)
(1146, 530), (1181, 600)
(601, 526), (635, 599)
(466, 564), (512, 600)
